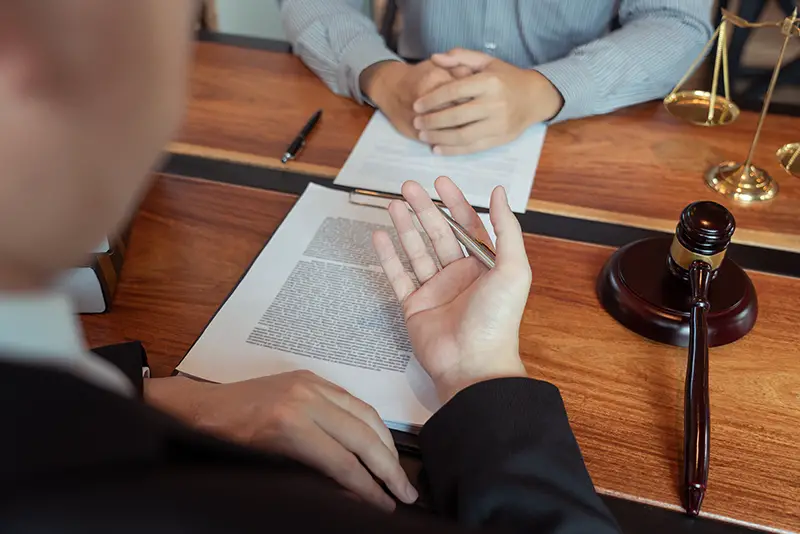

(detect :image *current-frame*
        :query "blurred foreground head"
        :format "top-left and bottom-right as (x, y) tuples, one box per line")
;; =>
(0, 1), (196, 290)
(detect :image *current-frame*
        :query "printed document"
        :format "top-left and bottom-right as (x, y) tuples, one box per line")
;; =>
(334, 112), (546, 213)
(177, 183), (494, 433)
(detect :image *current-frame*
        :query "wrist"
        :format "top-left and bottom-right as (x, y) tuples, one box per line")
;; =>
(437, 360), (527, 403)
(526, 70), (564, 122)
(360, 60), (405, 108)
(144, 375), (209, 425)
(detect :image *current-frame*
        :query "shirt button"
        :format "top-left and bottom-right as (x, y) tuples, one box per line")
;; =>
(484, 42), (497, 50)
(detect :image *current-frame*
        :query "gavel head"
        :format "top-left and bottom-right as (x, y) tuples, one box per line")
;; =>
(668, 201), (736, 281)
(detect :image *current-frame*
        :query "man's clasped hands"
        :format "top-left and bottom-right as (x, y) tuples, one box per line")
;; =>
(360, 49), (564, 155)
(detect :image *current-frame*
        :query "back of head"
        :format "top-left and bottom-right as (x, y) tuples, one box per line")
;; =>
(0, 1), (196, 291)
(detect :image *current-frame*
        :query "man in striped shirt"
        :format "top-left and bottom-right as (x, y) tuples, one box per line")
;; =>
(280, 0), (712, 154)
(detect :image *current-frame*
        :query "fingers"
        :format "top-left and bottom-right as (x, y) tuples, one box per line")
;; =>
(311, 403), (418, 507)
(419, 118), (499, 148)
(404, 257), (484, 318)
(414, 99), (490, 131)
(434, 176), (493, 245)
(372, 230), (416, 304)
(288, 420), (399, 511)
(416, 64), (456, 96)
(489, 186), (529, 270)
(450, 65), (475, 79)
(387, 199), (439, 284)
(317, 380), (399, 459)
(413, 73), (491, 114)
(401, 181), (463, 267)
(431, 49), (494, 71)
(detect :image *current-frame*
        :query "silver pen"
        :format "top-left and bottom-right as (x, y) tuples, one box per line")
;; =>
(435, 205), (496, 269)
(349, 190), (496, 269)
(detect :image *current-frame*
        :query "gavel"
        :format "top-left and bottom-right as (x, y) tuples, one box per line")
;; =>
(597, 201), (757, 516)
(669, 202), (734, 515)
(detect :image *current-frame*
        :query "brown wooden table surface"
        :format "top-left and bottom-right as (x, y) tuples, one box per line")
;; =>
(172, 41), (800, 253)
(82, 174), (800, 532)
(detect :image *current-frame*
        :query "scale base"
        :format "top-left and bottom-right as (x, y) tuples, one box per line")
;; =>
(597, 237), (757, 347)
(705, 161), (778, 203)
(777, 142), (800, 177)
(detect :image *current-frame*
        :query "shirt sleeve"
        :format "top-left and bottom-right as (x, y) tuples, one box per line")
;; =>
(533, 0), (713, 122)
(278, 0), (402, 103)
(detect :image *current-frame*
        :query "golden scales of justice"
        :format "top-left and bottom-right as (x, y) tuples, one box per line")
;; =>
(663, 7), (800, 201)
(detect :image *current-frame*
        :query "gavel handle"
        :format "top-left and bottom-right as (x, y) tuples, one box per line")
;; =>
(685, 260), (712, 516)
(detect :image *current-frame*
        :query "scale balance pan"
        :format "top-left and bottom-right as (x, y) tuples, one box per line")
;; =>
(777, 142), (800, 177)
(663, 90), (740, 127)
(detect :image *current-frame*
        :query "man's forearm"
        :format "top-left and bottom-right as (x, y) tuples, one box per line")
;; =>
(533, 1), (712, 122)
(279, 0), (400, 102)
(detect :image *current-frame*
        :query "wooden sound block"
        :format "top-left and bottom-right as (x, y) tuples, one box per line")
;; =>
(597, 237), (757, 347)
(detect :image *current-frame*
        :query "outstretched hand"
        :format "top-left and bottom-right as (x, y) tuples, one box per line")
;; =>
(372, 177), (531, 402)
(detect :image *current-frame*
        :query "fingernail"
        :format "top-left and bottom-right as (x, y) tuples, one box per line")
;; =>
(413, 117), (423, 129)
(432, 146), (442, 155)
(413, 101), (423, 113)
(405, 483), (419, 503)
(418, 131), (428, 142)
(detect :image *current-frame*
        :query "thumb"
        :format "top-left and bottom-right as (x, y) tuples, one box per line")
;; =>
(450, 65), (475, 79)
(489, 186), (528, 270)
(431, 48), (494, 71)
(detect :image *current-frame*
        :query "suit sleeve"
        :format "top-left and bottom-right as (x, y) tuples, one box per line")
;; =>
(91, 341), (149, 398)
(418, 377), (620, 533)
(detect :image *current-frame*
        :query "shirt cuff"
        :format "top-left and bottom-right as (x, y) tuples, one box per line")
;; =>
(533, 56), (596, 123)
(338, 34), (403, 105)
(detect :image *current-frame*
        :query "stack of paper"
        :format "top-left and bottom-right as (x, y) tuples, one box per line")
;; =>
(334, 113), (546, 213)
(177, 184), (495, 433)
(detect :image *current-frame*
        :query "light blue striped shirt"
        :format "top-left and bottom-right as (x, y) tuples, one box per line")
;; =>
(279, 0), (713, 122)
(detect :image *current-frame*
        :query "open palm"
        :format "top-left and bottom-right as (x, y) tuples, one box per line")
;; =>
(372, 177), (530, 402)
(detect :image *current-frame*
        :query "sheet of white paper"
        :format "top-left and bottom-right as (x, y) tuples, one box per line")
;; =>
(334, 113), (546, 213)
(177, 183), (496, 431)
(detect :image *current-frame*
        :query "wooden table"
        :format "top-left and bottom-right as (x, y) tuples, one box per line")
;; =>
(82, 37), (800, 533)
(172, 41), (800, 253)
(83, 174), (799, 532)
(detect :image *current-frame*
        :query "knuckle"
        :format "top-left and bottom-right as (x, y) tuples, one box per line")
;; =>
(418, 71), (434, 88)
(338, 453), (363, 475)
(293, 369), (316, 381)
(363, 403), (382, 424)
(270, 405), (300, 433)
(287, 380), (315, 402)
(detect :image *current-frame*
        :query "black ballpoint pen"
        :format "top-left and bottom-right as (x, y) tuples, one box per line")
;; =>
(282, 109), (322, 164)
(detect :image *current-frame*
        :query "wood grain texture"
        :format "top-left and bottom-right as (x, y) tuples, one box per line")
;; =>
(173, 42), (800, 252)
(82, 175), (799, 532)
(176, 42), (371, 173)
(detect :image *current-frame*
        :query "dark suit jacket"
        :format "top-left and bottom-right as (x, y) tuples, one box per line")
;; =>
(0, 343), (620, 533)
